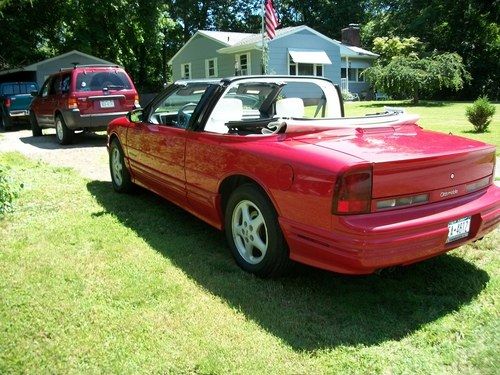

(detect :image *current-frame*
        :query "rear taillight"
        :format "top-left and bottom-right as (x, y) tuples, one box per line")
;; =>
(333, 167), (373, 215)
(134, 94), (140, 108)
(4, 98), (11, 108)
(466, 176), (491, 193)
(376, 193), (429, 210)
(67, 97), (78, 109)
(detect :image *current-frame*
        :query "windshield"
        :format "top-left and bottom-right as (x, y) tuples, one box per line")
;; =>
(76, 71), (132, 92)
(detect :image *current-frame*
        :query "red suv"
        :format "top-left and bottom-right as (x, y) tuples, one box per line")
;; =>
(30, 65), (139, 144)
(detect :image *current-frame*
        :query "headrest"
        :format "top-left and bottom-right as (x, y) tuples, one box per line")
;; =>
(211, 98), (243, 121)
(275, 97), (305, 118)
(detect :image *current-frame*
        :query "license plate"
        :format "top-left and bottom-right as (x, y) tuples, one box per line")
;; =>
(100, 100), (114, 108)
(446, 216), (471, 243)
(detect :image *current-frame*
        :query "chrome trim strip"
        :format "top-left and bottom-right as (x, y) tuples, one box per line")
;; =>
(9, 110), (29, 117)
(80, 111), (128, 118)
(88, 95), (126, 100)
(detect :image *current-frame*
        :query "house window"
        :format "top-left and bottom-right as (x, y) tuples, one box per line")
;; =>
(235, 53), (251, 76)
(289, 61), (324, 77)
(181, 63), (191, 79)
(343, 67), (366, 82)
(357, 68), (365, 82)
(205, 58), (218, 78)
(348, 68), (357, 82)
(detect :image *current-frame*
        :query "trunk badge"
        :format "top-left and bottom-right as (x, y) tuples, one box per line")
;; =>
(450, 173), (455, 179)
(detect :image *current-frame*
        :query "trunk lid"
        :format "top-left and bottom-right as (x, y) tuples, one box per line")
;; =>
(296, 125), (495, 199)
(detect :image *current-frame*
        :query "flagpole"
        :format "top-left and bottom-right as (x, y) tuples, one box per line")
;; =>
(261, 2), (267, 74)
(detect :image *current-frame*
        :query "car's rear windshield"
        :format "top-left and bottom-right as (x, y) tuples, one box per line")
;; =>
(75, 71), (132, 92)
(2, 83), (38, 95)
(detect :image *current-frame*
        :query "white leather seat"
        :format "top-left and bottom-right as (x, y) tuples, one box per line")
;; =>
(205, 98), (243, 133)
(275, 97), (305, 118)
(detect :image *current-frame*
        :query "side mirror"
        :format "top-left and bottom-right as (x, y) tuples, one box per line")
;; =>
(128, 108), (143, 123)
(30, 90), (38, 97)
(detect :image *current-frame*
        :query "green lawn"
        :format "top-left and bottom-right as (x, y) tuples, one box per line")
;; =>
(0, 152), (499, 374)
(345, 101), (500, 152)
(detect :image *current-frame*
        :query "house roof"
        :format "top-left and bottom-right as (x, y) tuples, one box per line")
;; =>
(217, 25), (378, 58)
(0, 50), (115, 76)
(197, 30), (251, 46)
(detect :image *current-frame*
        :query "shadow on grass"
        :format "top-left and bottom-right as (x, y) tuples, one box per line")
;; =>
(461, 129), (490, 135)
(87, 181), (489, 351)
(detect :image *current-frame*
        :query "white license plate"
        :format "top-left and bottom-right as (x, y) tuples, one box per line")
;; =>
(446, 216), (471, 243)
(100, 100), (115, 108)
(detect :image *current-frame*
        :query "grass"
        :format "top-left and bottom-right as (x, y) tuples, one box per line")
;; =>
(0, 151), (499, 374)
(344, 101), (500, 152)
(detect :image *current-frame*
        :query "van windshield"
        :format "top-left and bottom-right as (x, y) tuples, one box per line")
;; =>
(76, 71), (132, 92)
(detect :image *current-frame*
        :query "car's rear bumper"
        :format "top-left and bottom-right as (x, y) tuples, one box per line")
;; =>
(63, 109), (128, 129)
(280, 185), (500, 275)
(8, 109), (29, 118)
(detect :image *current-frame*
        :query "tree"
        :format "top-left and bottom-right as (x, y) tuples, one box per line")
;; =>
(277, 0), (366, 39)
(362, 0), (500, 100)
(364, 52), (468, 103)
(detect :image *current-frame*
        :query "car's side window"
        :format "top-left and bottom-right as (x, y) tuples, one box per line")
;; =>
(149, 84), (209, 129)
(49, 75), (61, 96)
(61, 74), (71, 94)
(40, 78), (52, 98)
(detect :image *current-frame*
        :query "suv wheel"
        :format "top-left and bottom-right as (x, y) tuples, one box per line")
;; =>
(0, 113), (11, 131)
(55, 115), (74, 145)
(30, 112), (42, 136)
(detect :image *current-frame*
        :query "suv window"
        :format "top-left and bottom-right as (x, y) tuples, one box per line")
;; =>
(49, 75), (61, 95)
(61, 74), (71, 93)
(41, 78), (52, 98)
(75, 71), (132, 92)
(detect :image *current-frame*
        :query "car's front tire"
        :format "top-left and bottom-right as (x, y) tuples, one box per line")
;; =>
(224, 183), (292, 278)
(109, 138), (134, 193)
(30, 111), (42, 136)
(55, 115), (74, 145)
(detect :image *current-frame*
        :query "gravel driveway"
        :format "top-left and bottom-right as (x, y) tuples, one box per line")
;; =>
(0, 128), (110, 181)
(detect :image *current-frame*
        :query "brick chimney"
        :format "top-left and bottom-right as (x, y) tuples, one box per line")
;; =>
(341, 23), (361, 47)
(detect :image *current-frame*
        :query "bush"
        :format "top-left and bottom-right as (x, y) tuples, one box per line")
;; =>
(0, 165), (20, 216)
(342, 91), (359, 101)
(466, 96), (496, 132)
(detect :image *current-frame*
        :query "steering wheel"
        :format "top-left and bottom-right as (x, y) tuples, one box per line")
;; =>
(176, 102), (198, 128)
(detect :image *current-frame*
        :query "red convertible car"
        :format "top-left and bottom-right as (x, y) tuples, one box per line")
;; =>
(107, 76), (499, 277)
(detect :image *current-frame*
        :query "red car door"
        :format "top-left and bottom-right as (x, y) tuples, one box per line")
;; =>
(126, 121), (188, 207)
(125, 83), (215, 208)
(33, 75), (58, 126)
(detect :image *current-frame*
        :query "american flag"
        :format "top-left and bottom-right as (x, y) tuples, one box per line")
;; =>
(264, 0), (279, 39)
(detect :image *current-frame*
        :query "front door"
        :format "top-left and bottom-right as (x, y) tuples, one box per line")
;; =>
(125, 83), (213, 207)
(33, 76), (57, 126)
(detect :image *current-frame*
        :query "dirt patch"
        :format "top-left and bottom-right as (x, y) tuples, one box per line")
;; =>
(0, 128), (110, 181)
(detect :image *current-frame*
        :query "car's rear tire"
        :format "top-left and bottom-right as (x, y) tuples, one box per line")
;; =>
(109, 138), (134, 193)
(30, 111), (42, 136)
(224, 183), (293, 278)
(55, 115), (74, 145)
(0, 113), (12, 131)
